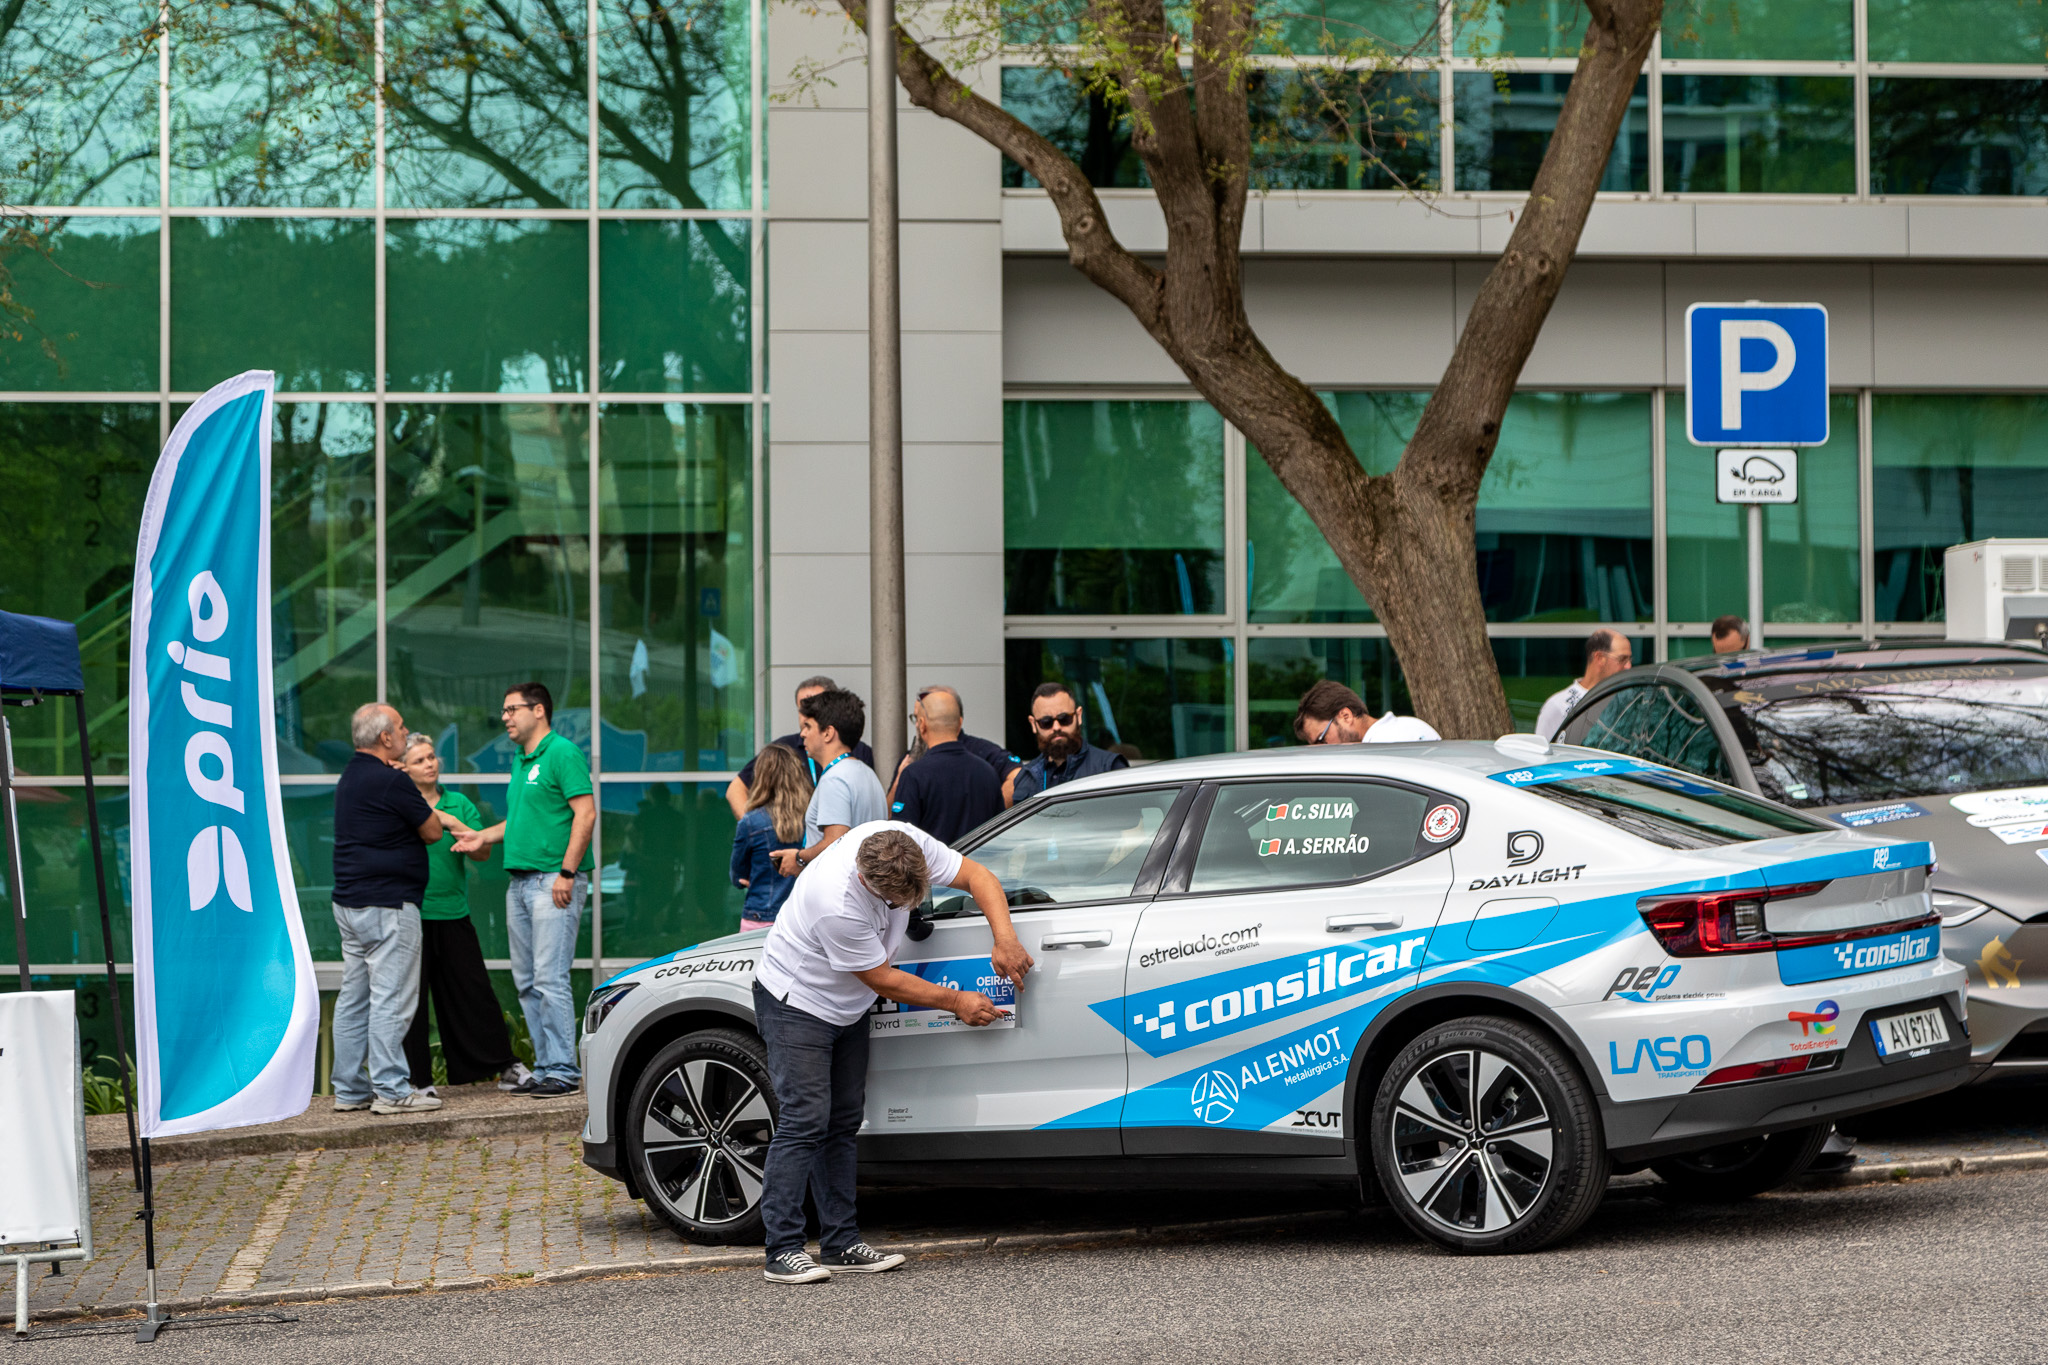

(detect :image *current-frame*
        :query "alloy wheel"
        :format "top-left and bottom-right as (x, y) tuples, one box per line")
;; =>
(1389, 1048), (1557, 1233)
(639, 1057), (775, 1226)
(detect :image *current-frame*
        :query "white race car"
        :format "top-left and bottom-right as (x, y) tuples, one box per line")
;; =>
(578, 739), (1969, 1253)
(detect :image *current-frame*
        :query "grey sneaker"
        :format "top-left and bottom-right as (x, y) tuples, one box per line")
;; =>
(498, 1062), (534, 1092)
(821, 1242), (905, 1275)
(333, 1097), (371, 1113)
(371, 1089), (444, 1115)
(765, 1251), (831, 1284)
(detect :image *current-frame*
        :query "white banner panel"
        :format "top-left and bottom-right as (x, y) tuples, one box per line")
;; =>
(0, 991), (84, 1246)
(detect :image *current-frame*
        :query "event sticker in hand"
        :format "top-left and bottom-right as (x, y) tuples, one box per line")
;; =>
(871, 955), (1018, 1035)
(1422, 804), (1462, 843)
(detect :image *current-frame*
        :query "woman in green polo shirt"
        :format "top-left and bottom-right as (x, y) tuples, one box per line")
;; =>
(399, 734), (523, 1093)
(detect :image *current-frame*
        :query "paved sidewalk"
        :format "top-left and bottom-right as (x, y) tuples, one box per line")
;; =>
(22, 1085), (2048, 1326)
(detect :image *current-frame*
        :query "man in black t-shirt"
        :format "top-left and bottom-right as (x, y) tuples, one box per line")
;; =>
(332, 702), (448, 1115)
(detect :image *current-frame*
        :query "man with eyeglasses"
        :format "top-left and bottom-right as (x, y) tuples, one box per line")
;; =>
(1293, 679), (1442, 746)
(450, 681), (593, 1097)
(1535, 630), (1636, 741)
(1008, 682), (1129, 806)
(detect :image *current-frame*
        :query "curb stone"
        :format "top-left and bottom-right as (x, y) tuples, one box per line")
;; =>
(29, 1160), (2047, 1327)
(86, 1105), (584, 1169)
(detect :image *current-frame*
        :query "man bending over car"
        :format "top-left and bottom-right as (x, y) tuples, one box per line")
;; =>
(752, 823), (1034, 1284)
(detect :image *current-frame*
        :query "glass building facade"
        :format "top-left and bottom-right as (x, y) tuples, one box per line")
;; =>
(1002, 0), (2048, 196)
(1000, 391), (2048, 756)
(1, 0), (764, 1026)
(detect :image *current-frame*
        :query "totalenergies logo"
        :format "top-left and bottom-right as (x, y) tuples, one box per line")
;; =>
(1788, 1000), (1840, 1037)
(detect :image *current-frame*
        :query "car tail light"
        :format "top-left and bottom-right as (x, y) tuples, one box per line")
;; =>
(1696, 1052), (1843, 1089)
(1637, 882), (1831, 956)
(1638, 880), (1940, 958)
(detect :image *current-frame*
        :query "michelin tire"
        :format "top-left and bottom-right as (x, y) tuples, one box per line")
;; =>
(624, 1028), (778, 1245)
(1370, 1016), (1609, 1254)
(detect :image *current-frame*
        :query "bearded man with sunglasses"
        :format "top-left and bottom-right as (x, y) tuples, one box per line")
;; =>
(1008, 682), (1129, 805)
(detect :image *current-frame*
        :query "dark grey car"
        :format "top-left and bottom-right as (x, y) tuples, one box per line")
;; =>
(1557, 640), (2048, 1081)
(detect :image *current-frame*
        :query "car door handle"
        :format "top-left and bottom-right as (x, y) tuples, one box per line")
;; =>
(1040, 931), (1113, 950)
(1327, 913), (1402, 933)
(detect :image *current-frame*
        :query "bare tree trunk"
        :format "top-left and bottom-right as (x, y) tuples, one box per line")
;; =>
(838, 0), (1660, 738)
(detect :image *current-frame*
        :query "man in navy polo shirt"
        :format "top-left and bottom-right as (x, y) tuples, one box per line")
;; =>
(890, 688), (1004, 843)
(1009, 682), (1129, 805)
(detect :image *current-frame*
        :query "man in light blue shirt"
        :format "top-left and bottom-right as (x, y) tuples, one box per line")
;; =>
(772, 688), (889, 877)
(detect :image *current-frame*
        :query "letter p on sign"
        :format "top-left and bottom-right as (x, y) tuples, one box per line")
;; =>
(1686, 302), (1829, 448)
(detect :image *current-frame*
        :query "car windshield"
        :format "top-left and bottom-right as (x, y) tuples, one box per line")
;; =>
(1523, 769), (1828, 849)
(1722, 663), (2048, 808)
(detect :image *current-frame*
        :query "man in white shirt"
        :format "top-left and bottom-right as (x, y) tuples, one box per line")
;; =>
(1535, 630), (1636, 741)
(752, 822), (1032, 1284)
(770, 687), (889, 877)
(1293, 679), (1442, 745)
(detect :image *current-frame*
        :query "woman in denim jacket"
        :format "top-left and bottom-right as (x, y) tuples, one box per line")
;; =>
(730, 743), (811, 930)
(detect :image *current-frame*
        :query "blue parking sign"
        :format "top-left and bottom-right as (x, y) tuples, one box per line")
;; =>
(1685, 302), (1829, 447)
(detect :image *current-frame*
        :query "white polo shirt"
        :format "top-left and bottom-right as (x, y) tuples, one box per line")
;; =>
(755, 821), (964, 1026)
(1535, 680), (1589, 743)
(1364, 713), (1441, 742)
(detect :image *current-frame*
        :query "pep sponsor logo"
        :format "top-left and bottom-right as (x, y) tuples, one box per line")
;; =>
(1106, 935), (1425, 1057)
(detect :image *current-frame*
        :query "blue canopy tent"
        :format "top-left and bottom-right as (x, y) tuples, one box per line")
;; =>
(0, 608), (140, 1182)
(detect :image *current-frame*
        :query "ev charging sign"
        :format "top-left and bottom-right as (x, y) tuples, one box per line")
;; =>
(1685, 302), (1829, 447)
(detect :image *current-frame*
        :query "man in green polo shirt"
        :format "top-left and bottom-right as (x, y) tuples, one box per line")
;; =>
(452, 681), (595, 1097)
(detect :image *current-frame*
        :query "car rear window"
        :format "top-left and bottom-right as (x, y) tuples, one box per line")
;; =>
(1718, 662), (2048, 807)
(1511, 766), (1829, 849)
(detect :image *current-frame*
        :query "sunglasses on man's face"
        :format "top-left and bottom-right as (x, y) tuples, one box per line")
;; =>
(1030, 712), (1078, 731)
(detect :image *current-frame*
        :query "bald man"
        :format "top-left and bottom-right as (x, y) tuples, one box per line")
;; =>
(888, 688), (1005, 844)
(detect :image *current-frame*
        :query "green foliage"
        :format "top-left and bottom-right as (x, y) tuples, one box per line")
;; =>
(80, 1052), (135, 1115)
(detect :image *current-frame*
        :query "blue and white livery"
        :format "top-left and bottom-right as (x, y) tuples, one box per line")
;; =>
(579, 739), (1968, 1253)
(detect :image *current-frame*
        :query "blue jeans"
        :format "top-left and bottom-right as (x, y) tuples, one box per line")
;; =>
(331, 902), (423, 1103)
(753, 981), (868, 1260)
(507, 871), (586, 1084)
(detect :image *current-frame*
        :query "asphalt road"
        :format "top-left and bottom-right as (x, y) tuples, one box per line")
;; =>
(20, 1169), (2048, 1364)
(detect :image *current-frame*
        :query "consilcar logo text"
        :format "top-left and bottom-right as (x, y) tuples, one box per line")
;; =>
(1834, 935), (1932, 972)
(650, 956), (755, 982)
(1106, 936), (1425, 1057)
(1140, 924), (1262, 968)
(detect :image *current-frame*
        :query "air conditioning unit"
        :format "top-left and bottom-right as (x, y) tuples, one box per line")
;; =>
(1945, 539), (2048, 646)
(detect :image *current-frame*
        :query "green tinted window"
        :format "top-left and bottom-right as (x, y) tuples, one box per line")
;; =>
(1455, 74), (1648, 191)
(1868, 0), (2048, 63)
(1004, 400), (1225, 615)
(1662, 76), (1855, 193)
(1873, 395), (2048, 622)
(169, 9), (376, 207)
(1872, 79), (2048, 197)
(1665, 393), (1859, 626)
(386, 220), (589, 393)
(1001, 68), (1147, 189)
(1250, 69), (1441, 192)
(0, 218), (157, 392)
(384, 402), (592, 766)
(171, 218), (375, 393)
(599, 221), (750, 393)
(1456, 0), (1589, 56)
(0, 0), (158, 207)
(0, 404), (157, 776)
(1267, 0), (1440, 51)
(597, 0), (751, 210)
(383, 0), (587, 208)
(1248, 637), (1414, 747)
(1662, 0), (1852, 60)
(1003, 637), (1234, 759)
(271, 403), (380, 771)
(600, 785), (744, 959)
(597, 403), (753, 771)
(1248, 392), (1649, 625)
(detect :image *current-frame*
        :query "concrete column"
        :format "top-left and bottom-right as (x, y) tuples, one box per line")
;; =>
(766, 2), (1006, 742)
